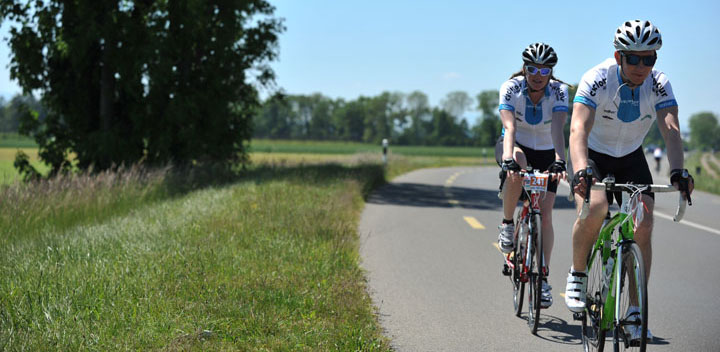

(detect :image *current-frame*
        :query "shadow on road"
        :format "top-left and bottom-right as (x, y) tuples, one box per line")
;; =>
(367, 182), (576, 210)
(367, 182), (502, 209)
(516, 313), (583, 345)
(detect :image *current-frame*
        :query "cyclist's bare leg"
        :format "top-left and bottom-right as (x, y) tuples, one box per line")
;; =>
(539, 192), (556, 267)
(628, 194), (654, 305)
(571, 189), (609, 272)
(500, 146), (528, 220)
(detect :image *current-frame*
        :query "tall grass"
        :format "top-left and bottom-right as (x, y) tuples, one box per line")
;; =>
(0, 160), (391, 350)
(685, 152), (720, 195)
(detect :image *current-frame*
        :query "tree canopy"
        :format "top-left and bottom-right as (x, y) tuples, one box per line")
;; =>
(1, 0), (284, 176)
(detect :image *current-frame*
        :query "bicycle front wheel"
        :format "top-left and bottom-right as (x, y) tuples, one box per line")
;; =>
(512, 208), (527, 317)
(513, 216), (527, 317)
(614, 243), (647, 352)
(527, 214), (542, 334)
(582, 241), (606, 352)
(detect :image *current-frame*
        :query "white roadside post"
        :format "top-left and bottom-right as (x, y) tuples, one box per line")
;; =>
(382, 138), (389, 166)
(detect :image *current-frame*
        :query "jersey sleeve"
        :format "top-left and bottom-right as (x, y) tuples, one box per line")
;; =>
(573, 68), (604, 110)
(652, 71), (678, 110)
(499, 79), (520, 111)
(552, 83), (570, 112)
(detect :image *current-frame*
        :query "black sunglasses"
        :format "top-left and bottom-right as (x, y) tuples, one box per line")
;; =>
(621, 52), (657, 66)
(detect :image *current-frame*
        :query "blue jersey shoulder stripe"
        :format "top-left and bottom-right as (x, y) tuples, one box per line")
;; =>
(499, 104), (515, 111)
(573, 96), (597, 109)
(655, 99), (678, 110)
(552, 106), (569, 112)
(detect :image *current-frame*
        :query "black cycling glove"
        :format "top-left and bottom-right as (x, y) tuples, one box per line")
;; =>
(571, 166), (594, 189)
(547, 160), (566, 174)
(501, 158), (521, 172)
(670, 168), (694, 205)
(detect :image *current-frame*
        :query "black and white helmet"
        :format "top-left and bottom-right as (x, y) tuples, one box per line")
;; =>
(613, 20), (662, 51)
(522, 43), (558, 67)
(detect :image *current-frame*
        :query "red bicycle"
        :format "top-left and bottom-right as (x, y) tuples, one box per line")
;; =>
(501, 169), (550, 334)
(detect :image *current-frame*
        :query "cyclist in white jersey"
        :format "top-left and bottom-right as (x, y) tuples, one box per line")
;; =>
(564, 20), (694, 341)
(496, 42), (569, 308)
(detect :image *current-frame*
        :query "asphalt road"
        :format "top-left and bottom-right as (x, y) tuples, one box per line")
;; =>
(359, 158), (720, 351)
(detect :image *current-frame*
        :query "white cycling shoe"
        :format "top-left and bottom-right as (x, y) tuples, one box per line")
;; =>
(564, 269), (587, 313)
(625, 306), (653, 342)
(497, 222), (514, 254)
(541, 280), (553, 308)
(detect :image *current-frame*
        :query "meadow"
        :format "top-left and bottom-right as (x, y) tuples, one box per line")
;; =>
(0, 136), (491, 350)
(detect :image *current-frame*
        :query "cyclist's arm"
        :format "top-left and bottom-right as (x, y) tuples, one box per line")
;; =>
(500, 109), (516, 161)
(569, 102), (595, 171)
(655, 105), (683, 170)
(551, 110), (567, 162)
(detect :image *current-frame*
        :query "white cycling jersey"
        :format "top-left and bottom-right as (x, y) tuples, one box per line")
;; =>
(574, 58), (678, 158)
(499, 77), (569, 150)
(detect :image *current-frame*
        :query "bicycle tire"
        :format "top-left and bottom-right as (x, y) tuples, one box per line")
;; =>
(582, 241), (607, 352)
(613, 243), (647, 352)
(528, 214), (543, 334)
(513, 211), (527, 317)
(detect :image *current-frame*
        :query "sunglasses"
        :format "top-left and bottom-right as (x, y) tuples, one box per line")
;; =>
(621, 52), (657, 66)
(525, 65), (552, 76)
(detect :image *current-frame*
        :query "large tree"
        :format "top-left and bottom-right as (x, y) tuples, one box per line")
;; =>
(688, 112), (720, 151)
(1, 0), (283, 175)
(440, 91), (473, 120)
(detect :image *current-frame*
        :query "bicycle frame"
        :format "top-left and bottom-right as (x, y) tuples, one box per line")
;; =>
(586, 196), (638, 331)
(582, 179), (686, 332)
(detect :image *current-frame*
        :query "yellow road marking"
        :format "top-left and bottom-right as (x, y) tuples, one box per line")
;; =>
(492, 242), (501, 253)
(463, 216), (485, 229)
(559, 293), (566, 298)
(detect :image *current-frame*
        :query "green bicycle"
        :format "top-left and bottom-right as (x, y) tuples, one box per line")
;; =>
(575, 173), (687, 352)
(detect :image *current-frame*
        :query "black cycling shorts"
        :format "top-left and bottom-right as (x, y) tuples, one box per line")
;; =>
(586, 146), (654, 204)
(495, 137), (558, 193)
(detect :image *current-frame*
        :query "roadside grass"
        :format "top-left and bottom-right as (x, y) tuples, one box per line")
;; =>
(686, 152), (720, 195)
(0, 141), (493, 350)
(0, 161), (392, 350)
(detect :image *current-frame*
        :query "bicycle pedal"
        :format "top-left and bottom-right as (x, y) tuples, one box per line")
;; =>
(572, 312), (585, 321)
(501, 264), (511, 276)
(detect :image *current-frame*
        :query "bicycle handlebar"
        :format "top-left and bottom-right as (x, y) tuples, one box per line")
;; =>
(578, 179), (687, 222)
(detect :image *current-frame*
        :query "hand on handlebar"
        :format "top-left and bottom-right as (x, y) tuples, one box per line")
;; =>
(501, 158), (521, 180)
(571, 167), (593, 199)
(670, 169), (694, 206)
(547, 159), (567, 182)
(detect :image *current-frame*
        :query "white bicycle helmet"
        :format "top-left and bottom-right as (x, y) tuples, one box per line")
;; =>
(613, 20), (662, 51)
(522, 43), (558, 67)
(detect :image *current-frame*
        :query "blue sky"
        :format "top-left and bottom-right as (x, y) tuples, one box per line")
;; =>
(266, 0), (720, 128)
(1, 0), (718, 129)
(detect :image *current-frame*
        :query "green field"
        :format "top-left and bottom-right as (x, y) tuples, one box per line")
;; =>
(0, 138), (493, 185)
(249, 139), (492, 158)
(0, 133), (37, 148)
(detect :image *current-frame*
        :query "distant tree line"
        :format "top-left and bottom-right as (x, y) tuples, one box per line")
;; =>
(254, 90), (506, 147)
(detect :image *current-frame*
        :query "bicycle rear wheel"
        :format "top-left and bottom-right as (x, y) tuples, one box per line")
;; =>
(527, 214), (542, 334)
(582, 242), (606, 351)
(614, 243), (647, 352)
